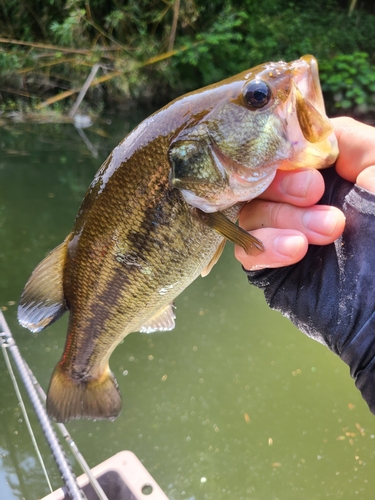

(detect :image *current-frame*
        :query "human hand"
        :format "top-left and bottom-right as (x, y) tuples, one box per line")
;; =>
(235, 117), (375, 270)
(235, 117), (375, 415)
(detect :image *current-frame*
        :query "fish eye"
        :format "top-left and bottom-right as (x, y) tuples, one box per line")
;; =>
(243, 80), (271, 108)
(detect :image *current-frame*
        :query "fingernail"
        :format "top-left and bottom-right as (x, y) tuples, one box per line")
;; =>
(274, 234), (304, 257)
(282, 169), (314, 198)
(303, 207), (339, 235)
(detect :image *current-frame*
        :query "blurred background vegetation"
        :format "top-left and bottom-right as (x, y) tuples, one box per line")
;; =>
(1, 0), (375, 118)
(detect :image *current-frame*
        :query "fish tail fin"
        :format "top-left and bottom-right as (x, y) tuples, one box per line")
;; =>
(18, 240), (69, 333)
(46, 363), (122, 422)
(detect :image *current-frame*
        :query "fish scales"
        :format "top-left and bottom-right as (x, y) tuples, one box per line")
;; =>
(62, 131), (225, 380)
(18, 55), (339, 421)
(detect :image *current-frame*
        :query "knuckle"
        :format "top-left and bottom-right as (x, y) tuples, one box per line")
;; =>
(270, 202), (284, 228)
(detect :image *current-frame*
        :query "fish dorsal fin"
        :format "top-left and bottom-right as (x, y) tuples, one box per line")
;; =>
(195, 208), (264, 255)
(18, 241), (68, 333)
(201, 239), (226, 277)
(140, 303), (176, 333)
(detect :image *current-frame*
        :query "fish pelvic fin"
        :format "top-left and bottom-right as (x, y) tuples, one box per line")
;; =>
(46, 363), (122, 423)
(18, 241), (69, 333)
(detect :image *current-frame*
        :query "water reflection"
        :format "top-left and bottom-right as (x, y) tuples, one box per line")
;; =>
(0, 116), (375, 499)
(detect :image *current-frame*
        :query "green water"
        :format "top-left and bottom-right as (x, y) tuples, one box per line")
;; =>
(0, 116), (374, 500)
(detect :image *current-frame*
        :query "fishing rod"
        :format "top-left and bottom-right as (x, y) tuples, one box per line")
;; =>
(0, 311), (109, 500)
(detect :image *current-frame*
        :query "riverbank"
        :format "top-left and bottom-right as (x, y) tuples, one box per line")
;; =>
(1, 1), (375, 118)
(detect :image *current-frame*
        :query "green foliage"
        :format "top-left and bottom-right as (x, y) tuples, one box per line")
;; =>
(1, 0), (375, 115)
(320, 53), (375, 113)
(50, 8), (87, 47)
(0, 50), (21, 74)
(172, 1), (375, 95)
(175, 8), (245, 87)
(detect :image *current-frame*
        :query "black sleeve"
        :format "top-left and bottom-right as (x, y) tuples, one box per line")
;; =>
(245, 167), (375, 415)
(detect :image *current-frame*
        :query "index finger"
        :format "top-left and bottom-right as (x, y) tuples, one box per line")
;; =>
(332, 117), (375, 182)
(257, 168), (325, 207)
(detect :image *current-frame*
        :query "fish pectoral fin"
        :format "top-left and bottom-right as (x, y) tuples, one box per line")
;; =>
(18, 240), (69, 333)
(47, 363), (122, 423)
(196, 208), (264, 255)
(140, 302), (176, 333)
(201, 239), (227, 277)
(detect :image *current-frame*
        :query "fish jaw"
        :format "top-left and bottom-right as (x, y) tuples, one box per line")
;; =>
(277, 55), (339, 170)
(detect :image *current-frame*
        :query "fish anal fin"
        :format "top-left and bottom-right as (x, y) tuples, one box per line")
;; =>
(201, 239), (226, 277)
(140, 303), (176, 333)
(18, 241), (69, 333)
(196, 208), (264, 256)
(46, 363), (122, 423)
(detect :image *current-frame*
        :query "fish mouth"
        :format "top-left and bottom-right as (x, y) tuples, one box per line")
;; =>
(279, 55), (339, 170)
(293, 56), (326, 118)
(292, 55), (333, 143)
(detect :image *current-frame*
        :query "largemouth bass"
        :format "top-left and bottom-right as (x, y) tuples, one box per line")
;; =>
(18, 55), (338, 422)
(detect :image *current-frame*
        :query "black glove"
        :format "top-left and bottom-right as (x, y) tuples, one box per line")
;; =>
(245, 167), (375, 415)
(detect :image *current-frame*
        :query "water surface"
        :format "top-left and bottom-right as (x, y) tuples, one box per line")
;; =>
(0, 116), (374, 500)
